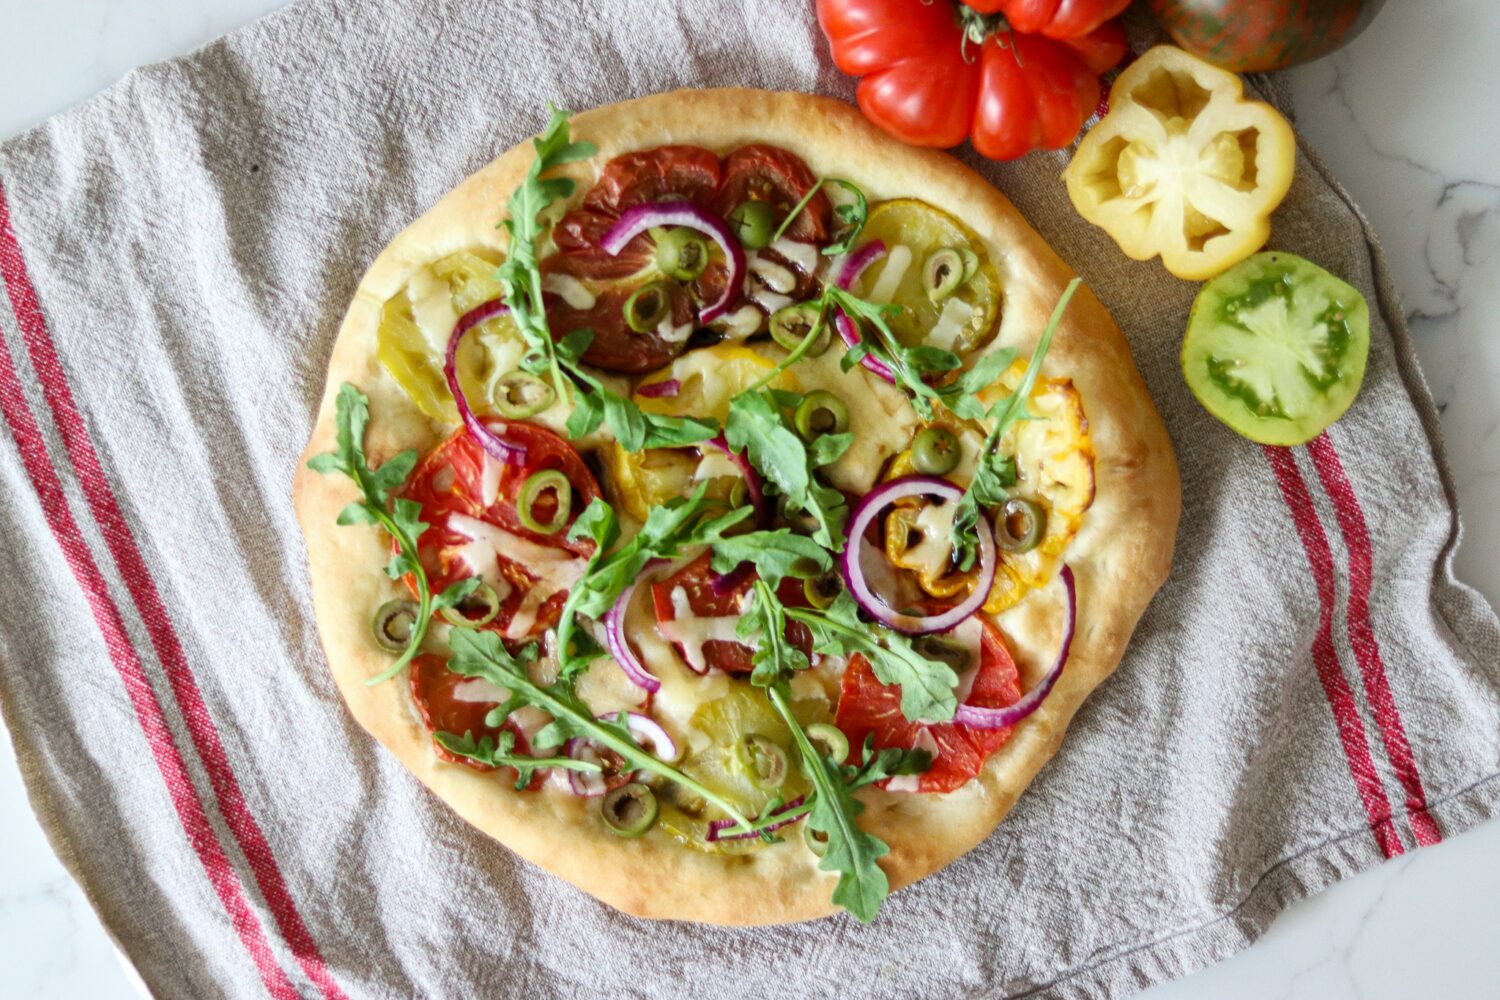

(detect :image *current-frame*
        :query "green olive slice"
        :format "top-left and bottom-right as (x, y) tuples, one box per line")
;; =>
(793, 390), (849, 440)
(602, 783), (659, 838)
(372, 600), (419, 653)
(995, 497), (1047, 554)
(729, 200), (777, 251)
(911, 426), (960, 475)
(623, 280), (674, 333)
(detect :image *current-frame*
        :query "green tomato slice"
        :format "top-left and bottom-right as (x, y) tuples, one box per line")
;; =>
(1181, 252), (1370, 446)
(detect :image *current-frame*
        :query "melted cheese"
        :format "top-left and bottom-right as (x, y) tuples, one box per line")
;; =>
(451, 677), (510, 704)
(655, 315), (694, 344)
(768, 237), (820, 275)
(886, 728), (939, 793)
(447, 513), (587, 639)
(949, 616), (985, 704)
(713, 304), (763, 341)
(751, 286), (794, 314)
(928, 297), (976, 351)
(693, 448), (742, 482)
(869, 245), (913, 305)
(542, 273), (597, 310)
(903, 501), (960, 582)
(655, 586), (742, 673)
(748, 253), (797, 293)
(478, 453), (503, 509)
(407, 266), (461, 355)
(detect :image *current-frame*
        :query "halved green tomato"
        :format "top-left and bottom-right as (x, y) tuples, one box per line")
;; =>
(657, 683), (823, 854)
(376, 250), (524, 421)
(851, 199), (1002, 353)
(1182, 252), (1371, 446)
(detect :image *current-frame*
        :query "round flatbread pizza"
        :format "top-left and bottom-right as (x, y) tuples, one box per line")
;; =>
(294, 88), (1180, 925)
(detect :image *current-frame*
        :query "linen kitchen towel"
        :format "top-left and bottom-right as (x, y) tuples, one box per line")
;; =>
(1, 1), (1497, 997)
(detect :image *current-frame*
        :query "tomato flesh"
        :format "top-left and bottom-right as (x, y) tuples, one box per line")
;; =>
(650, 553), (812, 675)
(1181, 252), (1370, 446)
(834, 617), (1021, 793)
(409, 654), (533, 782)
(399, 423), (601, 637)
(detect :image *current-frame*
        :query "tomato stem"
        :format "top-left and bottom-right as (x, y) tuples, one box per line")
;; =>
(954, 3), (1021, 67)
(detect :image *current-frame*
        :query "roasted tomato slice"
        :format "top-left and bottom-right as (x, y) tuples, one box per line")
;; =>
(584, 145), (722, 213)
(650, 553), (812, 675)
(714, 144), (833, 243)
(834, 617), (1022, 793)
(409, 653), (540, 784)
(400, 423), (601, 639)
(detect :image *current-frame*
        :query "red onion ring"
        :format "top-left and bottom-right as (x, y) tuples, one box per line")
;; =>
(603, 559), (668, 694)
(636, 378), (681, 399)
(955, 565), (1076, 730)
(705, 795), (807, 842)
(445, 299), (529, 465)
(704, 436), (769, 597)
(831, 240), (895, 384)
(840, 475), (997, 636)
(599, 201), (746, 324)
(565, 737), (609, 797)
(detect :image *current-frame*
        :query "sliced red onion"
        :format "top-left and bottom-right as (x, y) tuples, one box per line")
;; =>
(704, 436), (769, 597)
(620, 710), (681, 763)
(840, 475), (997, 636)
(565, 737), (608, 797)
(954, 565), (1075, 730)
(636, 378), (681, 399)
(445, 299), (528, 465)
(603, 559), (667, 694)
(705, 796), (808, 843)
(831, 240), (895, 384)
(599, 201), (746, 323)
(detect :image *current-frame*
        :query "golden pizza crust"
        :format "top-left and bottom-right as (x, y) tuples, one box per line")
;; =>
(293, 88), (1180, 925)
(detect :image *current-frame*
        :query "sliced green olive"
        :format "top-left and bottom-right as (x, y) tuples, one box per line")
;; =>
(802, 570), (843, 611)
(923, 247), (966, 302)
(372, 600), (419, 653)
(769, 303), (829, 356)
(913, 635), (973, 673)
(793, 390), (849, 440)
(911, 426), (960, 475)
(601, 782), (659, 838)
(805, 723), (851, 766)
(803, 823), (829, 857)
(742, 735), (789, 791)
(438, 582), (501, 629)
(957, 247), (980, 283)
(491, 370), (556, 419)
(996, 497), (1047, 553)
(517, 469), (572, 534)
(655, 227), (711, 281)
(729, 200), (777, 251)
(623, 280), (673, 333)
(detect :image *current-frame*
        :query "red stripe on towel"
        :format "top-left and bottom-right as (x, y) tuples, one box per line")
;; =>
(0, 183), (345, 998)
(1307, 432), (1441, 846)
(1264, 445), (1404, 858)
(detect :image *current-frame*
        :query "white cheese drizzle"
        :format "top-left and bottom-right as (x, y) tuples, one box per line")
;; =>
(928, 296), (976, 351)
(869, 244), (913, 305)
(886, 728), (940, 793)
(542, 273), (597, 310)
(656, 586), (742, 673)
(447, 513), (587, 640)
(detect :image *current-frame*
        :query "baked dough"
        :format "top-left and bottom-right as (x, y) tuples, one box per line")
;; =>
(293, 88), (1180, 924)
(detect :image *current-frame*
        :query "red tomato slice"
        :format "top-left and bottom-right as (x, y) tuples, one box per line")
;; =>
(399, 423), (601, 639)
(409, 653), (540, 784)
(834, 617), (1022, 793)
(713, 144), (833, 243)
(650, 553), (812, 675)
(584, 145), (722, 214)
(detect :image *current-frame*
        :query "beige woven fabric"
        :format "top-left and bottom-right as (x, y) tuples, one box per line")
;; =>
(0, 2), (1496, 997)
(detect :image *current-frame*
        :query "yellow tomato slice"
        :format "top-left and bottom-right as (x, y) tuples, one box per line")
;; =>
(606, 345), (801, 521)
(851, 200), (1002, 353)
(375, 250), (524, 421)
(1064, 45), (1296, 281)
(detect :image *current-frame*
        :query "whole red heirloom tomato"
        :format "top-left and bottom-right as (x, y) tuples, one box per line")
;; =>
(1147, 0), (1387, 73)
(816, 0), (1129, 159)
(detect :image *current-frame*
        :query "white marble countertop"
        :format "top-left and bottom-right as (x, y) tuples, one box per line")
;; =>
(1, 1), (1496, 996)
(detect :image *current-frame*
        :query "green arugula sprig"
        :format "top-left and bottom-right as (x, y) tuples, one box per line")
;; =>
(495, 107), (716, 451)
(950, 277), (1082, 569)
(767, 177), (869, 256)
(553, 485), (754, 681)
(725, 388), (850, 551)
(308, 384), (481, 686)
(443, 630), (758, 830)
(434, 729), (603, 791)
(733, 578), (931, 923)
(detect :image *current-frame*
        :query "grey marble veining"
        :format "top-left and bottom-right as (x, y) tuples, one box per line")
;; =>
(0, 0), (1496, 996)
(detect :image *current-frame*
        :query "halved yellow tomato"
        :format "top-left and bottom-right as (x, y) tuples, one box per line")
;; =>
(605, 345), (801, 521)
(375, 250), (525, 421)
(851, 199), (1002, 353)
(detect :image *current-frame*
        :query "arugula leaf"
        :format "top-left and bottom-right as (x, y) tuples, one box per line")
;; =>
(552, 487), (754, 680)
(950, 277), (1081, 569)
(846, 735), (932, 790)
(788, 592), (959, 724)
(434, 728), (602, 791)
(934, 346), (1019, 421)
(724, 391), (848, 551)
(710, 529), (831, 590)
(445, 628), (757, 828)
(769, 178), (825, 246)
(822, 179), (870, 257)
(738, 581), (811, 688)
(310, 383), (479, 687)
(824, 287), (960, 421)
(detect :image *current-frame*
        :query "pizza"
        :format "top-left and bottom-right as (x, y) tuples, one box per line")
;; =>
(293, 89), (1180, 925)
